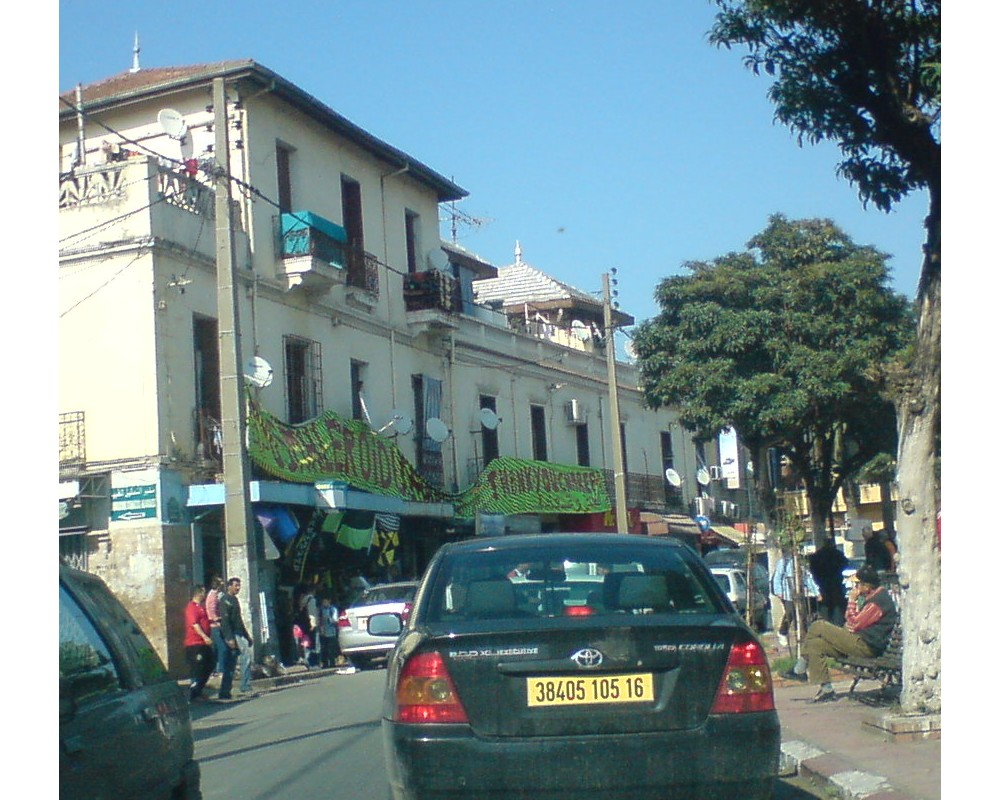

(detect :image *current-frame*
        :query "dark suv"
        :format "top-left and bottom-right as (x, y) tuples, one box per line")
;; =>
(60, 562), (201, 799)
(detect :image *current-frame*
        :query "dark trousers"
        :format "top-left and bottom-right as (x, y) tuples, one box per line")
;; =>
(817, 595), (846, 627)
(320, 635), (340, 668)
(185, 644), (215, 699)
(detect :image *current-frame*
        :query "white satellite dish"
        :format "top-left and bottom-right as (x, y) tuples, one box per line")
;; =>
(665, 468), (682, 487)
(377, 410), (413, 436)
(243, 356), (273, 388)
(479, 407), (500, 430)
(623, 339), (638, 361)
(427, 248), (450, 272)
(570, 320), (592, 341)
(157, 108), (188, 139)
(425, 417), (451, 443)
(696, 468), (711, 487)
(746, 460), (755, 475)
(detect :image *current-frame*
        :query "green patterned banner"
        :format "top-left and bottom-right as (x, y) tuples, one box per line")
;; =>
(451, 457), (611, 518)
(247, 400), (611, 519)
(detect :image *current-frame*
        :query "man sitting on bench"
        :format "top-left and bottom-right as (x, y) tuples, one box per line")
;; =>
(784, 565), (897, 703)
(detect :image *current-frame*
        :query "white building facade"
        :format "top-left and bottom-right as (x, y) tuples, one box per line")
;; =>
(59, 61), (711, 673)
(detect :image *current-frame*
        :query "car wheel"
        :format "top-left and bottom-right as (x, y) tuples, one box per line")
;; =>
(350, 655), (369, 670)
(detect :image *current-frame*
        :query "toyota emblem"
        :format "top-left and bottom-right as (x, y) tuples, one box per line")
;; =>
(570, 648), (604, 668)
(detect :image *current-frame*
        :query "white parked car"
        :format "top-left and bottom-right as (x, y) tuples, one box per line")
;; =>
(710, 566), (768, 630)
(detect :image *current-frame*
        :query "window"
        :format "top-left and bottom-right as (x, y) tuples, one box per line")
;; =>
(661, 432), (678, 494)
(530, 405), (548, 462)
(284, 335), (323, 423)
(405, 210), (420, 273)
(576, 424), (590, 467)
(59, 585), (121, 702)
(480, 395), (500, 466)
(342, 175), (366, 288)
(413, 374), (445, 487)
(619, 423), (629, 476)
(351, 360), (368, 422)
(276, 143), (294, 212)
(193, 315), (221, 458)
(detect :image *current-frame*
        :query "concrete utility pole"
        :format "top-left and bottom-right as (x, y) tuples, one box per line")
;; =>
(213, 77), (260, 643)
(603, 270), (628, 534)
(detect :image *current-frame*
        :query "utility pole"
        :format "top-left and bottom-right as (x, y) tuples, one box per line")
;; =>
(213, 77), (260, 644)
(603, 270), (628, 534)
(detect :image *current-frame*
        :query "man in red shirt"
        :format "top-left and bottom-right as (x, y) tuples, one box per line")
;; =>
(184, 585), (215, 701)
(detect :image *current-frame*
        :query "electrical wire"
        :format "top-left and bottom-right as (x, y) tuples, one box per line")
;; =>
(59, 249), (148, 319)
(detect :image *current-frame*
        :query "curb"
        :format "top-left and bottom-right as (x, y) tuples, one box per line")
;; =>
(781, 740), (912, 799)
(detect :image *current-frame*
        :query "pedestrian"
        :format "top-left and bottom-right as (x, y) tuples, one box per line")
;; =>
(784, 565), (897, 702)
(184, 585), (215, 701)
(293, 583), (319, 667)
(318, 596), (342, 669)
(770, 547), (819, 647)
(236, 631), (255, 696)
(808, 537), (849, 626)
(218, 576), (253, 701)
(205, 575), (226, 676)
(862, 526), (893, 572)
(882, 530), (899, 573)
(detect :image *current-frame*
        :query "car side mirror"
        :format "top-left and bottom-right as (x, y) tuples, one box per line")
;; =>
(368, 613), (402, 636)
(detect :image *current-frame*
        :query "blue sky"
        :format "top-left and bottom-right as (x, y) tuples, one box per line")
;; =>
(58, 0), (931, 328)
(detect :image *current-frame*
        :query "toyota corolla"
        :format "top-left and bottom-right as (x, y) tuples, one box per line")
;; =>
(377, 533), (780, 800)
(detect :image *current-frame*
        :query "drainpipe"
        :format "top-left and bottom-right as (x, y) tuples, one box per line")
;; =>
(75, 84), (86, 167)
(449, 332), (459, 491)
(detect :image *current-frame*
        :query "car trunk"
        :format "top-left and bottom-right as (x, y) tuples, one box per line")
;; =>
(425, 617), (742, 738)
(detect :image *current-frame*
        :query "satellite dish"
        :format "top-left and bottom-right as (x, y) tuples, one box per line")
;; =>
(427, 248), (450, 272)
(623, 339), (638, 361)
(570, 320), (592, 341)
(243, 356), (273, 388)
(425, 417), (451, 443)
(746, 460), (755, 475)
(479, 407), (500, 430)
(696, 468), (711, 487)
(157, 108), (188, 139)
(665, 468), (682, 487)
(377, 410), (413, 436)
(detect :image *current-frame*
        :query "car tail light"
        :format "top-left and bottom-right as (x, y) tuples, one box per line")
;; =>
(401, 602), (413, 624)
(710, 640), (775, 714)
(564, 604), (596, 617)
(394, 651), (469, 724)
(337, 610), (350, 629)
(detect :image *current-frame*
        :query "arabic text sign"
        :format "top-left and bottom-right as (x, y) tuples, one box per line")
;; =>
(111, 484), (158, 522)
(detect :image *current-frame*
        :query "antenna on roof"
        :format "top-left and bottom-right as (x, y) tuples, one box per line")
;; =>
(130, 32), (141, 73)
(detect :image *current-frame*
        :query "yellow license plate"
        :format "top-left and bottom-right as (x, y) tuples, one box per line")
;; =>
(526, 673), (654, 707)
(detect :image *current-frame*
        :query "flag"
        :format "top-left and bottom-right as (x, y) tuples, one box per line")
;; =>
(331, 510), (376, 551)
(374, 513), (401, 566)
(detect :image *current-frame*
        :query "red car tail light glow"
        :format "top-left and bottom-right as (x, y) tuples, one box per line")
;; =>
(564, 604), (596, 616)
(337, 610), (350, 629)
(394, 651), (469, 724)
(710, 640), (775, 714)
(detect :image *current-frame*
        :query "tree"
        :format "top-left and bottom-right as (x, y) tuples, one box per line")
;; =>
(632, 214), (911, 541)
(709, 0), (940, 714)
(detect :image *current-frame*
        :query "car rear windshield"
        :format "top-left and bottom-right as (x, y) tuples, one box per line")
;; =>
(422, 542), (725, 624)
(358, 585), (416, 605)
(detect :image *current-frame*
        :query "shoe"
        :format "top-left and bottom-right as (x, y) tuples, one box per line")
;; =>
(776, 633), (789, 647)
(810, 689), (838, 703)
(217, 693), (232, 701)
(781, 669), (807, 682)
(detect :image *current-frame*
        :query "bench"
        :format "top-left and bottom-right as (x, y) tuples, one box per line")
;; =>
(833, 622), (903, 695)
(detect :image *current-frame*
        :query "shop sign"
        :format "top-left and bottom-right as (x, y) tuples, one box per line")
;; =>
(111, 484), (158, 521)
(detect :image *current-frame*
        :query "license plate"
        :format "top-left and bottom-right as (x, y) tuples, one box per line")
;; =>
(354, 616), (367, 630)
(526, 673), (654, 707)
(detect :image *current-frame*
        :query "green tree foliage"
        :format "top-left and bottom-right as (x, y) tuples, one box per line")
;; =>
(710, 0), (940, 215)
(632, 215), (912, 537)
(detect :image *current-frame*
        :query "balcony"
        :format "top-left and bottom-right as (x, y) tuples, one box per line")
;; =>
(602, 469), (677, 513)
(275, 211), (347, 294)
(60, 411), (86, 470)
(404, 269), (461, 334)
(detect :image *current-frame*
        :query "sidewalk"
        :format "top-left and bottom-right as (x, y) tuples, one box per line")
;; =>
(767, 634), (941, 799)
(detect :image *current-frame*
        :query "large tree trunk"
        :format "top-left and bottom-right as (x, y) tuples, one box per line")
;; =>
(895, 192), (941, 714)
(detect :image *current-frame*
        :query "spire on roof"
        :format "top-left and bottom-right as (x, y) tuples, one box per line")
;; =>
(130, 32), (141, 73)
(514, 240), (522, 266)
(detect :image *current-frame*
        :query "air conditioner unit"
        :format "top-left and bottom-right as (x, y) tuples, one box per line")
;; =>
(719, 500), (731, 517)
(709, 465), (723, 481)
(694, 496), (714, 517)
(564, 399), (586, 425)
